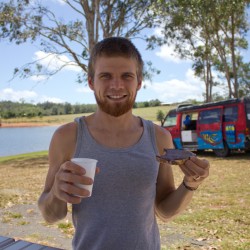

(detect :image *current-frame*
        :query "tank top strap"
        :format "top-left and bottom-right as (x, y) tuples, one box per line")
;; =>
(73, 116), (159, 155)
(73, 116), (86, 158)
(141, 118), (159, 155)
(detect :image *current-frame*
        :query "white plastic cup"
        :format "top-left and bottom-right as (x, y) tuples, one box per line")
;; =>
(71, 158), (98, 197)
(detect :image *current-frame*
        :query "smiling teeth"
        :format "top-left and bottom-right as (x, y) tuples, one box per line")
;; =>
(109, 95), (124, 99)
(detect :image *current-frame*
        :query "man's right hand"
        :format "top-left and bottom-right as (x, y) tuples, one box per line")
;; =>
(52, 161), (94, 203)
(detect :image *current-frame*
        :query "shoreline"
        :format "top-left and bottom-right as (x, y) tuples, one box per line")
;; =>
(0, 122), (61, 128)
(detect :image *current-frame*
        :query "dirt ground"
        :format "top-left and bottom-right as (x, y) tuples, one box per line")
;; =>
(0, 153), (237, 250)
(0, 202), (208, 250)
(0, 203), (72, 249)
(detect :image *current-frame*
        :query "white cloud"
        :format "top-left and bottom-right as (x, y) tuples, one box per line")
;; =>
(155, 44), (192, 64)
(0, 88), (37, 102)
(55, 0), (66, 4)
(156, 44), (183, 63)
(153, 26), (183, 63)
(48, 0), (66, 5)
(153, 26), (201, 64)
(142, 68), (205, 103)
(38, 96), (64, 104)
(0, 88), (64, 104)
(75, 86), (93, 94)
(30, 75), (48, 82)
(142, 67), (227, 103)
(33, 51), (82, 73)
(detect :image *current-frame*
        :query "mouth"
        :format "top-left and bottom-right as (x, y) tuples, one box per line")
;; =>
(107, 94), (128, 101)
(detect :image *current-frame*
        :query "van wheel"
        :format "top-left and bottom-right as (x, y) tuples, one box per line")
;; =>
(213, 142), (230, 157)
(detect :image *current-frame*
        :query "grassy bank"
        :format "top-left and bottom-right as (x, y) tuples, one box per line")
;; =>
(0, 151), (48, 163)
(0, 151), (249, 249)
(1, 106), (173, 126)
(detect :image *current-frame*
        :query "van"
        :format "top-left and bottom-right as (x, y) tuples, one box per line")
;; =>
(162, 97), (250, 157)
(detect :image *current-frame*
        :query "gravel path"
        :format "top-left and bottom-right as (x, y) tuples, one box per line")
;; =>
(0, 203), (209, 250)
(0, 203), (72, 249)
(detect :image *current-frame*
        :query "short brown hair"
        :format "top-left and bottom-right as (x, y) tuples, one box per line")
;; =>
(88, 37), (143, 82)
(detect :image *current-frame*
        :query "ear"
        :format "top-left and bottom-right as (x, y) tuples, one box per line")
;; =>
(88, 77), (94, 90)
(137, 80), (142, 91)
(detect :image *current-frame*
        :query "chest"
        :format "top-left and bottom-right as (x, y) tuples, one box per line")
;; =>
(89, 127), (144, 148)
(94, 149), (159, 198)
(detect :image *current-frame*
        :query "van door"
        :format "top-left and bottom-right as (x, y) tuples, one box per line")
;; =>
(246, 101), (250, 130)
(162, 109), (182, 149)
(245, 100), (250, 150)
(197, 107), (224, 151)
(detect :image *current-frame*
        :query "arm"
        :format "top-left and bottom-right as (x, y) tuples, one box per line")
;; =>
(154, 125), (209, 222)
(38, 122), (92, 223)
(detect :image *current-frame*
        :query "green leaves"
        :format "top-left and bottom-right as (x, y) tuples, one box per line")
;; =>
(151, 0), (250, 101)
(0, 0), (160, 82)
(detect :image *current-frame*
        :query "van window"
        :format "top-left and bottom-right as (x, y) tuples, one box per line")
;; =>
(198, 108), (221, 124)
(163, 110), (177, 126)
(246, 103), (250, 120)
(224, 106), (238, 122)
(182, 113), (197, 130)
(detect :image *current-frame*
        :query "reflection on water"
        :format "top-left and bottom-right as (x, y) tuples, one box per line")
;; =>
(0, 126), (59, 157)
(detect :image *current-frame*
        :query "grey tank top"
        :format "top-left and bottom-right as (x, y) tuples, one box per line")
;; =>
(72, 117), (160, 250)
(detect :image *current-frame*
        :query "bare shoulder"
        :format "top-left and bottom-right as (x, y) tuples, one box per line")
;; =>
(49, 121), (78, 162)
(153, 123), (172, 138)
(153, 123), (174, 155)
(54, 121), (77, 138)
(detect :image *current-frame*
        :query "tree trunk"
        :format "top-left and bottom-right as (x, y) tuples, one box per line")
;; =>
(230, 14), (238, 98)
(213, 34), (233, 98)
(82, 1), (96, 53)
(208, 62), (213, 102)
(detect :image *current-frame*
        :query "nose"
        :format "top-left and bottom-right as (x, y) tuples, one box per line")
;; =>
(110, 76), (124, 90)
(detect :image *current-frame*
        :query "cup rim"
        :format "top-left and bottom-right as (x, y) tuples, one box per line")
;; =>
(71, 158), (98, 163)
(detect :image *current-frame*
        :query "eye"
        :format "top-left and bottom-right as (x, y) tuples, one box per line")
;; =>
(122, 73), (135, 80)
(99, 73), (111, 80)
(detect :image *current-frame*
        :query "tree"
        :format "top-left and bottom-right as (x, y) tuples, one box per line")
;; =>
(64, 102), (72, 114)
(156, 110), (165, 126)
(238, 61), (250, 96)
(149, 0), (250, 101)
(0, 0), (160, 82)
(205, 0), (250, 99)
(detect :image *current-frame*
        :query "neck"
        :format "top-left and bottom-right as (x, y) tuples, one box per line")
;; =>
(87, 109), (139, 132)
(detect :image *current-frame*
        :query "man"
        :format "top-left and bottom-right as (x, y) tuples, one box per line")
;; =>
(38, 37), (209, 250)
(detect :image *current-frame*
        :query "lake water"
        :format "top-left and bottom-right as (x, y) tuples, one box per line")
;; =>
(0, 126), (59, 157)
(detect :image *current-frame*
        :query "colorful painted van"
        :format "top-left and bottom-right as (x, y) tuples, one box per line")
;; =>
(162, 97), (250, 157)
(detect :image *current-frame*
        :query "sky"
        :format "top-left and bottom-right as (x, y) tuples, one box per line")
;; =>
(1, 1), (250, 105)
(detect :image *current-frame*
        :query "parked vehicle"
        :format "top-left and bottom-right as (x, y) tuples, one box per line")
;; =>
(162, 97), (250, 157)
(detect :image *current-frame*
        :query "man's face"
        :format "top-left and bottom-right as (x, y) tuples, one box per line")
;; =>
(88, 56), (142, 117)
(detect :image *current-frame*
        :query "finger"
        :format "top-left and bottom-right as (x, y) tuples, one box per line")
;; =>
(159, 161), (171, 168)
(52, 184), (82, 204)
(183, 159), (203, 176)
(190, 157), (210, 170)
(184, 158), (209, 177)
(61, 192), (83, 204)
(66, 195), (82, 204)
(179, 163), (196, 177)
(62, 161), (86, 175)
(60, 172), (93, 185)
(60, 182), (90, 198)
(96, 166), (101, 174)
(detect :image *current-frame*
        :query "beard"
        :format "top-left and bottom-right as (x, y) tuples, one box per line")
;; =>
(94, 91), (137, 117)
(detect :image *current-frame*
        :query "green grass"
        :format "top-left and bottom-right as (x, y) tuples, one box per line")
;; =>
(160, 152), (250, 249)
(1, 106), (249, 249)
(132, 106), (172, 122)
(57, 221), (74, 235)
(1, 106), (174, 125)
(1, 152), (249, 249)
(0, 151), (48, 163)
(2, 211), (23, 223)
